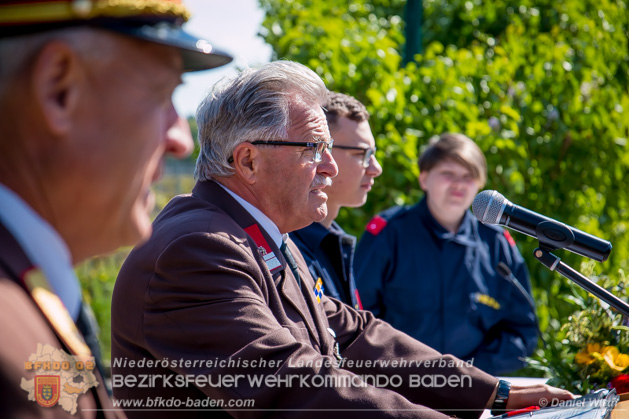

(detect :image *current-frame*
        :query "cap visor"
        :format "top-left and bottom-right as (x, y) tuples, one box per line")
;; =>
(110, 22), (233, 72)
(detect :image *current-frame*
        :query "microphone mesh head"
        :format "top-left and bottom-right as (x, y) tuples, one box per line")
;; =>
(472, 190), (506, 224)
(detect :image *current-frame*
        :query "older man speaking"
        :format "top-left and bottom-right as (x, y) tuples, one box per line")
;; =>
(112, 61), (572, 418)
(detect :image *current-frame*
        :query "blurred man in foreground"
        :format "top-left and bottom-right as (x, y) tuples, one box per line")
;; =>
(0, 0), (231, 417)
(290, 91), (382, 309)
(112, 61), (572, 418)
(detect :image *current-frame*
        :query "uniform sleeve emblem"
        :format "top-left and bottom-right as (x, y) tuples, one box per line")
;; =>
(366, 215), (387, 236)
(354, 289), (363, 310)
(504, 230), (517, 247)
(472, 292), (501, 310)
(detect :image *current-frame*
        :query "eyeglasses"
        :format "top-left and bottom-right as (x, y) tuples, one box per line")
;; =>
(250, 139), (334, 163)
(334, 145), (377, 168)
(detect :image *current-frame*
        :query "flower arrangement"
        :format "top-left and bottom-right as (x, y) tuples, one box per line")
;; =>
(531, 263), (629, 394)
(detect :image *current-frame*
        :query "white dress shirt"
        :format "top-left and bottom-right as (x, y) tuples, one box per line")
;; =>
(0, 183), (81, 320)
(216, 182), (284, 249)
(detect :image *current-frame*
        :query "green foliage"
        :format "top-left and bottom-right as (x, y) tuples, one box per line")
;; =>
(77, 173), (195, 362)
(530, 262), (629, 393)
(76, 249), (129, 362)
(260, 0), (629, 374)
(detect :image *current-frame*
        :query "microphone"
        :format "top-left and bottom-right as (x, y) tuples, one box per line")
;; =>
(496, 262), (536, 313)
(472, 190), (612, 262)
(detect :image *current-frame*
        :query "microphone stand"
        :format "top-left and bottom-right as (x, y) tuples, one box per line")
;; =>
(533, 247), (629, 318)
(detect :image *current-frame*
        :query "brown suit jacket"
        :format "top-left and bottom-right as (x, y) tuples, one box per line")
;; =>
(0, 224), (122, 418)
(111, 180), (498, 418)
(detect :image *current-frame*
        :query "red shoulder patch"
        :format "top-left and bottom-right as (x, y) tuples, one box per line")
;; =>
(366, 215), (387, 236)
(354, 289), (363, 310)
(504, 230), (517, 247)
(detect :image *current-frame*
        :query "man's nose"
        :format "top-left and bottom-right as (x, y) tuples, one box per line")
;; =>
(165, 109), (194, 159)
(318, 146), (338, 178)
(366, 153), (383, 177)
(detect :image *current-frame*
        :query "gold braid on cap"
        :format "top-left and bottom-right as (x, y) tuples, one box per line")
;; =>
(0, 0), (191, 26)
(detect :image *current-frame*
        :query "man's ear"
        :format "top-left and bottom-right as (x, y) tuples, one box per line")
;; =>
(32, 41), (82, 137)
(418, 171), (428, 191)
(232, 142), (260, 184)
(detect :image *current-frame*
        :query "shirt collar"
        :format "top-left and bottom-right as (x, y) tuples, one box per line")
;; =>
(0, 183), (81, 320)
(216, 182), (283, 249)
(418, 196), (475, 243)
(294, 222), (331, 248)
(294, 220), (352, 248)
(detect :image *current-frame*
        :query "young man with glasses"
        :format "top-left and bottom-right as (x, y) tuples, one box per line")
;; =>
(290, 91), (382, 309)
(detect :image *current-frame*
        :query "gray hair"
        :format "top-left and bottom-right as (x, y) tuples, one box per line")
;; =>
(194, 60), (328, 180)
(0, 28), (113, 98)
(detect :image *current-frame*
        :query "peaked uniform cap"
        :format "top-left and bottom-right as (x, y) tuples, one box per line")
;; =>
(0, 0), (233, 72)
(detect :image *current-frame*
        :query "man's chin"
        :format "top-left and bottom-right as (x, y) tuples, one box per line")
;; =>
(144, 189), (156, 212)
(135, 225), (154, 246)
(126, 215), (153, 248)
(314, 205), (328, 222)
(129, 194), (155, 245)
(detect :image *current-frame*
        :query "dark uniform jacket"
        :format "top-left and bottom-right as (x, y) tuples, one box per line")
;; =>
(355, 197), (538, 375)
(0, 223), (121, 419)
(290, 221), (362, 310)
(111, 180), (498, 418)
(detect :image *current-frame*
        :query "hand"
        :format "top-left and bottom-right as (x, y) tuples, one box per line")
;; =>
(506, 384), (575, 409)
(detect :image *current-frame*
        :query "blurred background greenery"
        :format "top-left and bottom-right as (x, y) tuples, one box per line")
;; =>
(79, 0), (629, 381)
(77, 172), (196, 362)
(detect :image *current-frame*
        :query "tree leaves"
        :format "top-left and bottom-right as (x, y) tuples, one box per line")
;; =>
(260, 0), (629, 366)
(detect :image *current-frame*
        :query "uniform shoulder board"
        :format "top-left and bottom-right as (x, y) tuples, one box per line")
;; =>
(503, 230), (517, 247)
(365, 215), (387, 236)
(365, 206), (407, 236)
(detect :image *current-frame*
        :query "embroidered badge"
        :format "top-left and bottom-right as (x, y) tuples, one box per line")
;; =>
(472, 292), (501, 310)
(365, 215), (387, 235)
(313, 277), (324, 303)
(244, 224), (281, 272)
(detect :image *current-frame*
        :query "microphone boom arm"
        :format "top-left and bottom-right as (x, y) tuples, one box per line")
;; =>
(533, 247), (629, 318)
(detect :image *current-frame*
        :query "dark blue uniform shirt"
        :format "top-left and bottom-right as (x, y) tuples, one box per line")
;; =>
(290, 221), (362, 309)
(354, 197), (538, 375)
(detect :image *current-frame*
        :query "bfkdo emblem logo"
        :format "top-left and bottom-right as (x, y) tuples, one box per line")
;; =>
(35, 375), (60, 407)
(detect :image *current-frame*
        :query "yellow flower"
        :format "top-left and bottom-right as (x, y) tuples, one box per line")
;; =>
(603, 346), (629, 372)
(575, 351), (595, 365)
(575, 343), (605, 365)
(616, 354), (629, 370)
(588, 343), (604, 354)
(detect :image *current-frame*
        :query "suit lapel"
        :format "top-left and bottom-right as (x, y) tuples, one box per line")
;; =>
(283, 239), (334, 352)
(277, 256), (321, 347)
(0, 222), (120, 418)
(0, 223), (92, 359)
(0, 222), (32, 282)
(22, 269), (92, 359)
(192, 180), (322, 347)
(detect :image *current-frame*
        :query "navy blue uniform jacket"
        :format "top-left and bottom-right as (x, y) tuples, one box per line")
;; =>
(354, 197), (538, 375)
(290, 221), (362, 309)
